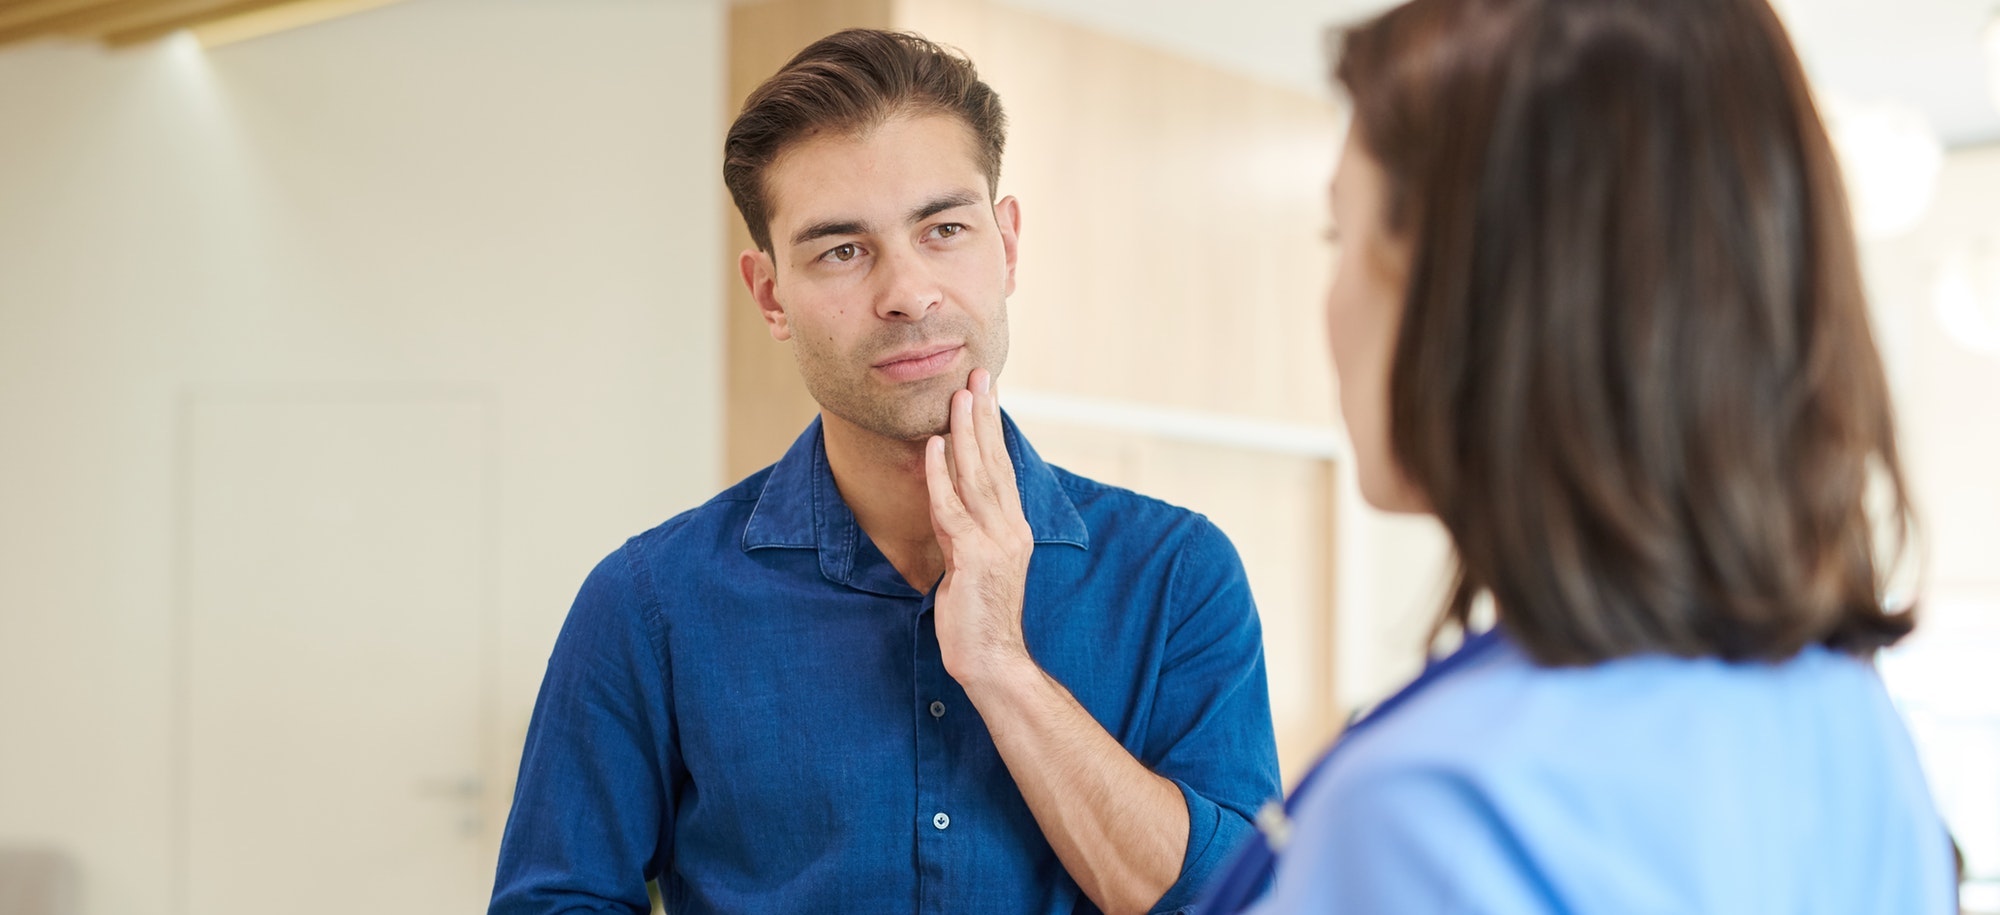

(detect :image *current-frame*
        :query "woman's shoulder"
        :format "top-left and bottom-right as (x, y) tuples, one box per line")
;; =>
(1340, 634), (1903, 776)
(1278, 635), (1953, 913)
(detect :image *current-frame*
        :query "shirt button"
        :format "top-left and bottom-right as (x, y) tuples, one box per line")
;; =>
(933, 812), (950, 830)
(929, 700), (946, 718)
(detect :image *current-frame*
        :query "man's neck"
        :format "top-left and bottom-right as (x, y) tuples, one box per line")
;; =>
(821, 414), (946, 589)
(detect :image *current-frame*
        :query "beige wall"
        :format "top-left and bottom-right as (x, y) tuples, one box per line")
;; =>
(0, 0), (724, 910)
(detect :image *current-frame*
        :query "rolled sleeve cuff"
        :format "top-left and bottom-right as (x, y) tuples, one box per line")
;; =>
(1151, 776), (1257, 914)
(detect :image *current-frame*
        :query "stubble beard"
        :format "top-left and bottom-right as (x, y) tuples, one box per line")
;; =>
(793, 305), (1010, 443)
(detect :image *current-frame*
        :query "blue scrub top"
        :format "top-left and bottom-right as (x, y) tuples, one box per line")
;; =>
(1207, 628), (1958, 914)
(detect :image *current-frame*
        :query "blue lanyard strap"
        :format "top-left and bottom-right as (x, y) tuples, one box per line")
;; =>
(1192, 627), (1508, 914)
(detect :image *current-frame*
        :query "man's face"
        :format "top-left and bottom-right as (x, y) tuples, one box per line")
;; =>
(741, 113), (1019, 443)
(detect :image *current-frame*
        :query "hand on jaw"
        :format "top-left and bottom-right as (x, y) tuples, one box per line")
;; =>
(921, 367), (1188, 915)
(923, 367), (1039, 692)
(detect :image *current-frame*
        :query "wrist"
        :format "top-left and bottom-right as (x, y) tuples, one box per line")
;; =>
(950, 647), (1042, 703)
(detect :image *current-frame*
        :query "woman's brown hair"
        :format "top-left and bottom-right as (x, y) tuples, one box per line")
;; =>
(1332, 0), (1918, 664)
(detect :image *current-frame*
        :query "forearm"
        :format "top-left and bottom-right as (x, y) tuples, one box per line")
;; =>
(962, 660), (1189, 915)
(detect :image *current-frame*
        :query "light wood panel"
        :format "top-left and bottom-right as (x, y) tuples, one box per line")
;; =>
(188, 0), (399, 47)
(899, 0), (1341, 428)
(0, 0), (116, 33)
(0, 0), (402, 50)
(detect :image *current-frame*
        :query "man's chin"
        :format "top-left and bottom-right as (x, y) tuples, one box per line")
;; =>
(881, 391), (955, 441)
(830, 403), (951, 444)
(894, 414), (952, 442)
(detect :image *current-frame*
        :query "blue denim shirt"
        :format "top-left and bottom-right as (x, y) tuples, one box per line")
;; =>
(490, 415), (1281, 914)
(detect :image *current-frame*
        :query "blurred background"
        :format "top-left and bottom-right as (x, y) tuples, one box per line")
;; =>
(0, 0), (1993, 912)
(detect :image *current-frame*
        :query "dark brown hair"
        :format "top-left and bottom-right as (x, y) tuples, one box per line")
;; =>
(1332, 0), (1918, 664)
(724, 28), (1008, 252)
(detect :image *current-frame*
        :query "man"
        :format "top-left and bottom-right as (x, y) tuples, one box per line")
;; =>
(490, 28), (1279, 915)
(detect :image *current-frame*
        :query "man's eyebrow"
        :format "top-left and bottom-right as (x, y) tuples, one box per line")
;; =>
(787, 191), (981, 248)
(790, 219), (871, 249)
(908, 191), (982, 224)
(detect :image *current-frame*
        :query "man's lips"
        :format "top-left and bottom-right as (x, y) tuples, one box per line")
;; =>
(873, 344), (965, 382)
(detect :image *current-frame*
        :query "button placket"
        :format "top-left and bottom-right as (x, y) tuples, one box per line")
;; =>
(914, 600), (950, 914)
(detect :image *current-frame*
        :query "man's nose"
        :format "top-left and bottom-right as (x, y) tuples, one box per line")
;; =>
(873, 245), (943, 321)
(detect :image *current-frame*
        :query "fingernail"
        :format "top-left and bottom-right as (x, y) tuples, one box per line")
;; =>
(977, 370), (992, 395)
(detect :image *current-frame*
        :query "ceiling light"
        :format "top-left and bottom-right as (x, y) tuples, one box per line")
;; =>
(1985, 11), (2000, 116)
(1823, 95), (1944, 240)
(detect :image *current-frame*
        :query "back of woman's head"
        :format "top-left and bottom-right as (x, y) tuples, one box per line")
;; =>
(1333, 0), (1917, 664)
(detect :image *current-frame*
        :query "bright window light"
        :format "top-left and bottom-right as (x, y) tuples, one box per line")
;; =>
(1934, 242), (2000, 358)
(1880, 596), (2000, 912)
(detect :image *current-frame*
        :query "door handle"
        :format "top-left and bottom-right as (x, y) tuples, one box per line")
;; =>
(416, 776), (486, 838)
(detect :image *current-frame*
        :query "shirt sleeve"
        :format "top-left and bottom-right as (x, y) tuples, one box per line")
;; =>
(1256, 761), (1557, 914)
(489, 543), (679, 914)
(1145, 518), (1284, 914)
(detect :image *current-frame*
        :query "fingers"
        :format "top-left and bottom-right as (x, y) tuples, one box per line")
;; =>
(945, 387), (1001, 524)
(968, 369), (1022, 515)
(925, 435), (973, 541)
(949, 369), (1022, 525)
(940, 422), (958, 483)
(937, 368), (1027, 537)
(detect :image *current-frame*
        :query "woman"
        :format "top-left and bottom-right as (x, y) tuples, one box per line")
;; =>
(1197, 0), (1958, 911)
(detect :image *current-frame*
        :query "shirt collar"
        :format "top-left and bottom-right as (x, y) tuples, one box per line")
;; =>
(742, 412), (1090, 586)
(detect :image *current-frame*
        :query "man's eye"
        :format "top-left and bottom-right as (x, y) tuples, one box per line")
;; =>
(934, 224), (964, 239)
(824, 243), (859, 263)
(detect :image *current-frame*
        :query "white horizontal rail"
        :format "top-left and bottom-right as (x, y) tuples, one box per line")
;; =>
(1001, 389), (1349, 462)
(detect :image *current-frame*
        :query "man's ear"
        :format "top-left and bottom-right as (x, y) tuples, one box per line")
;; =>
(739, 248), (790, 341)
(994, 195), (1022, 298)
